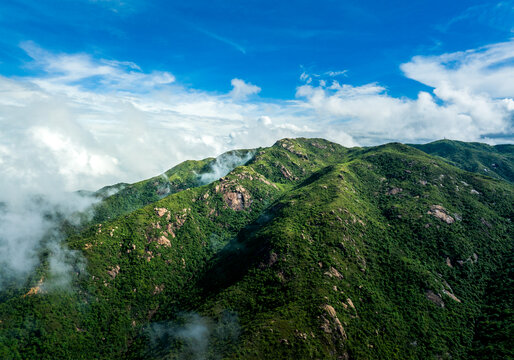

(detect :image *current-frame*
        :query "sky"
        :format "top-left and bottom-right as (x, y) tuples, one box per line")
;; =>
(0, 0), (513, 191)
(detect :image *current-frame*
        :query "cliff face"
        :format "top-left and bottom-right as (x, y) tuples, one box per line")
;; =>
(0, 138), (512, 359)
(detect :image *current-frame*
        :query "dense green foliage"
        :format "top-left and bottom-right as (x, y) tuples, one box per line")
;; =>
(0, 138), (512, 359)
(411, 139), (514, 183)
(84, 149), (254, 225)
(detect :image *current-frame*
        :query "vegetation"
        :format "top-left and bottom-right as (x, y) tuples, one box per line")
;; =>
(411, 139), (514, 183)
(0, 138), (512, 359)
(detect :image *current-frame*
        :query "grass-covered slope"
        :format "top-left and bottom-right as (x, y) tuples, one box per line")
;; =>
(0, 138), (512, 360)
(411, 139), (514, 183)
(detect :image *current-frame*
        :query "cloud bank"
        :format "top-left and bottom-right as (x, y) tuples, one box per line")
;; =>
(1, 40), (512, 192)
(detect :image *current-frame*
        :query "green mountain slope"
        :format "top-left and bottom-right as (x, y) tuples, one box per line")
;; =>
(411, 139), (514, 183)
(85, 149), (254, 225)
(0, 138), (512, 360)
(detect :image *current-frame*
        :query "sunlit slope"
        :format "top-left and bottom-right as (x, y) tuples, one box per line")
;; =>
(0, 138), (512, 360)
(411, 139), (514, 183)
(186, 143), (513, 359)
(86, 149), (255, 224)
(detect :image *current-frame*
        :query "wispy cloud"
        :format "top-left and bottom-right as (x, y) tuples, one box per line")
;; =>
(435, 1), (514, 33)
(325, 70), (348, 77)
(194, 27), (247, 54)
(299, 67), (349, 85)
(20, 41), (175, 92)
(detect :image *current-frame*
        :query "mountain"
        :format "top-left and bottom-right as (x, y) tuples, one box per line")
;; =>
(411, 139), (514, 183)
(85, 149), (254, 225)
(0, 138), (512, 359)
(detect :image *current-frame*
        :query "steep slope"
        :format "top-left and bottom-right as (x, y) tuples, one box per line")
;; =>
(0, 138), (350, 359)
(411, 139), (514, 183)
(174, 143), (513, 359)
(85, 149), (254, 225)
(0, 138), (512, 360)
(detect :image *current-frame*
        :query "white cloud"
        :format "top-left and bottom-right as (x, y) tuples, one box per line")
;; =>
(229, 78), (261, 100)
(0, 41), (512, 193)
(21, 41), (175, 92)
(401, 41), (514, 98)
(296, 41), (514, 144)
(258, 116), (272, 126)
(0, 48), (347, 192)
(325, 70), (348, 77)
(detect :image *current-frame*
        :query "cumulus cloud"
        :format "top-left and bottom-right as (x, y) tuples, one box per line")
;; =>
(2, 40), (512, 194)
(229, 78), (261, 100)
(1, 40), (512, 191)
(296, 41), (514, 144)
(1, 43), (356, 193)
(401, 41), (514, 98)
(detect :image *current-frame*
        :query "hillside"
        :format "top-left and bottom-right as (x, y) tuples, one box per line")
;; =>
(411, 139), (514, 183)
(0, 138), (512, 359)
(84, 149), (254, 225)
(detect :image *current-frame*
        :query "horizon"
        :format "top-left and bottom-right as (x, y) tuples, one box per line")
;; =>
(83, 136), (510, 192)
(0, 0), (513, 191)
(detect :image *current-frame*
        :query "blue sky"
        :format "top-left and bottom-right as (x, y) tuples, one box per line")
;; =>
(1, 0), (512, 98)
(0, 0), (513, 190)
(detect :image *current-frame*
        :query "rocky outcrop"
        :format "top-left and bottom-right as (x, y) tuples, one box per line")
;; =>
(321, 304), (347, 340)
(215, 179), (252, 211)
(442, 289), (461, 303)
(279, 139), (308, 159)
(324, 266), (343, 279)
(234, 171), (278, 189)
(426, 290), (445, 307)
(224, 190), (248, 211)
(428, 205), (454, 224)
(107, 265), (120, 279)
(154, 207), (168, 217)
(23, 278), (44, 297)
(157, 236), (171, 247)
(280, 165), (296, 180)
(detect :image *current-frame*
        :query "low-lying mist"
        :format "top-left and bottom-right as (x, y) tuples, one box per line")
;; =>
(199, 150), (255, 185)
(144, 311), (240, 360)
(0, 184), (95, 292)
